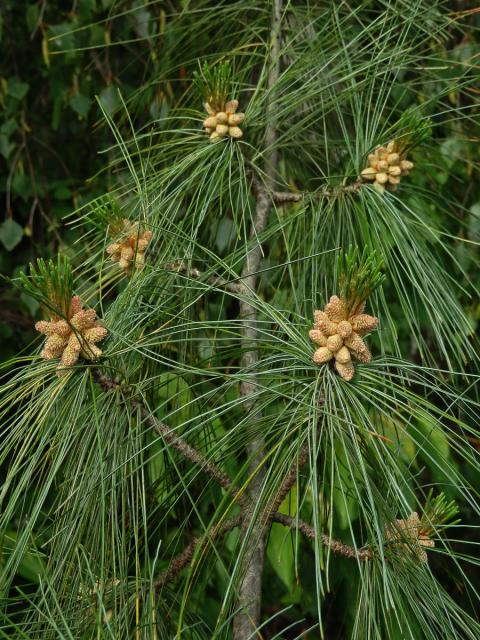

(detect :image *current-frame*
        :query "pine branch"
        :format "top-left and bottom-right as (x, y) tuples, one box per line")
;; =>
(249, 164), (362, 204)
(159, 261), (242, 293)
(154, 511), (372, 589)
(94, 372), (369, 597)
(272, 180), (362, 203)
(265, 439), (310, 521)
(272, 514), (373, 561)
(234, 1), (284, 636)
(154, 515), (243, 590)
(147, 410), (235, 495)
(93, 370), (242, 502)
(271, 190), (303, 203)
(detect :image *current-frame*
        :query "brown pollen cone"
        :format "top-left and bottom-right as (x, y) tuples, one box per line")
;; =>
(203, 99), (245, 142)
(309, 295), (378, 381)
(384, 511), (434, 563)
(360, 140), (414, 194)
(106, 219), (152, 272)
(35, 295), (108, 376)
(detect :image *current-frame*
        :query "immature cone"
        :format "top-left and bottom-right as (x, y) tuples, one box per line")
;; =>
(309, 295), (378, 381)
(203, 99), (245, 142)
(35, 296), (107, 376)
(360, 140), (414, 193)
(385, 512), (434, 564)
(106, 219), (152, 272)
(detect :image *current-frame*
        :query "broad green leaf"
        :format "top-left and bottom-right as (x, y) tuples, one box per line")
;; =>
(332, 441), (360, 530)
(439, 136), (465, 170)
(132, 7), (154, 39)
(98, 86), (121, 115)
(415, 413), (450, 461)
(215, 217), (235, 252)
(1, 118), (18, 136)
(26, 4), (39, 33)
(0, 531), (45, 584)
(12, 173), (32, 201)
(69, 93), (91, 120)
(21, 293), (40, 316)
(266, 488), (297, 590)
(468, 203), (480, 241)
(48, 23), (75, 53)
(154, 372), (193, 425)
(0, 219), (23, 251)
(0, 134), (14, 160)
(7, 78), (29, 100)
(266, 523), (295, 590)
(371, 411), (416, 463)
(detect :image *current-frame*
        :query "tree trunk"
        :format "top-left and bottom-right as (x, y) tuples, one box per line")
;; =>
(233, 0), (283, 637)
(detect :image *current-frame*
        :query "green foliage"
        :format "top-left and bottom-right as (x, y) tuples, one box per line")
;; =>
(0, 0), (172, 357)
(392, 107), (432, 153)
(193, 60), (236, 111)
(0, 1), (480, 639)
(422, 490), (460, 535)
(337, 246), (385, 315)
(17, 255), (73, 319)
(0, 218), (23, 251)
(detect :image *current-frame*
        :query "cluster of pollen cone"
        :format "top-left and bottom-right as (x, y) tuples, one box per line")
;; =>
(385, 512), (434, 563)
(106, 219), (152, 272)
(361, 140), (414, 193)
(309, 295), (378, 381)
(203, 99), (245, 141)
(36, 296), (107, 376)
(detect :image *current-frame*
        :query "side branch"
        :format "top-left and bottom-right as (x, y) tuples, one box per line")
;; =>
(234, 1), (284, 634)
(265, 439), (309, 521)
(154, 515), (243, 590)
(272, 180), (362, 204)
(272, 513), (373, 561)
(141, 406), (235, 495)
(155, 512), (372, 588)
(160, 260), (242, 293)
(93, 370), (241, 501)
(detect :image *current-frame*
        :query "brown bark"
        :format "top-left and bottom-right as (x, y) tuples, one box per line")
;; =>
(94, 371), (373, 600)
(155, 512), (372, 589)
(154, 516), (243, 590)
(266, 440), (309, 521)
(93, 369), (243, 504)
(160, 260), (242, 293)
(233, 0), (283, 636)
(272, 180), (362, 203)
(272, 513), (373, 561)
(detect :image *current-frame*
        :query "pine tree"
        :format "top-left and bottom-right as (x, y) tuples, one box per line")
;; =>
(1, 1), (479, 638)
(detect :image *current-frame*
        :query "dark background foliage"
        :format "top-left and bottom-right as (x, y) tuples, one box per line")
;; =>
(1, 2), (480, 637)
(0, 0), (170, 357)
(2, 2), (479, 361)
